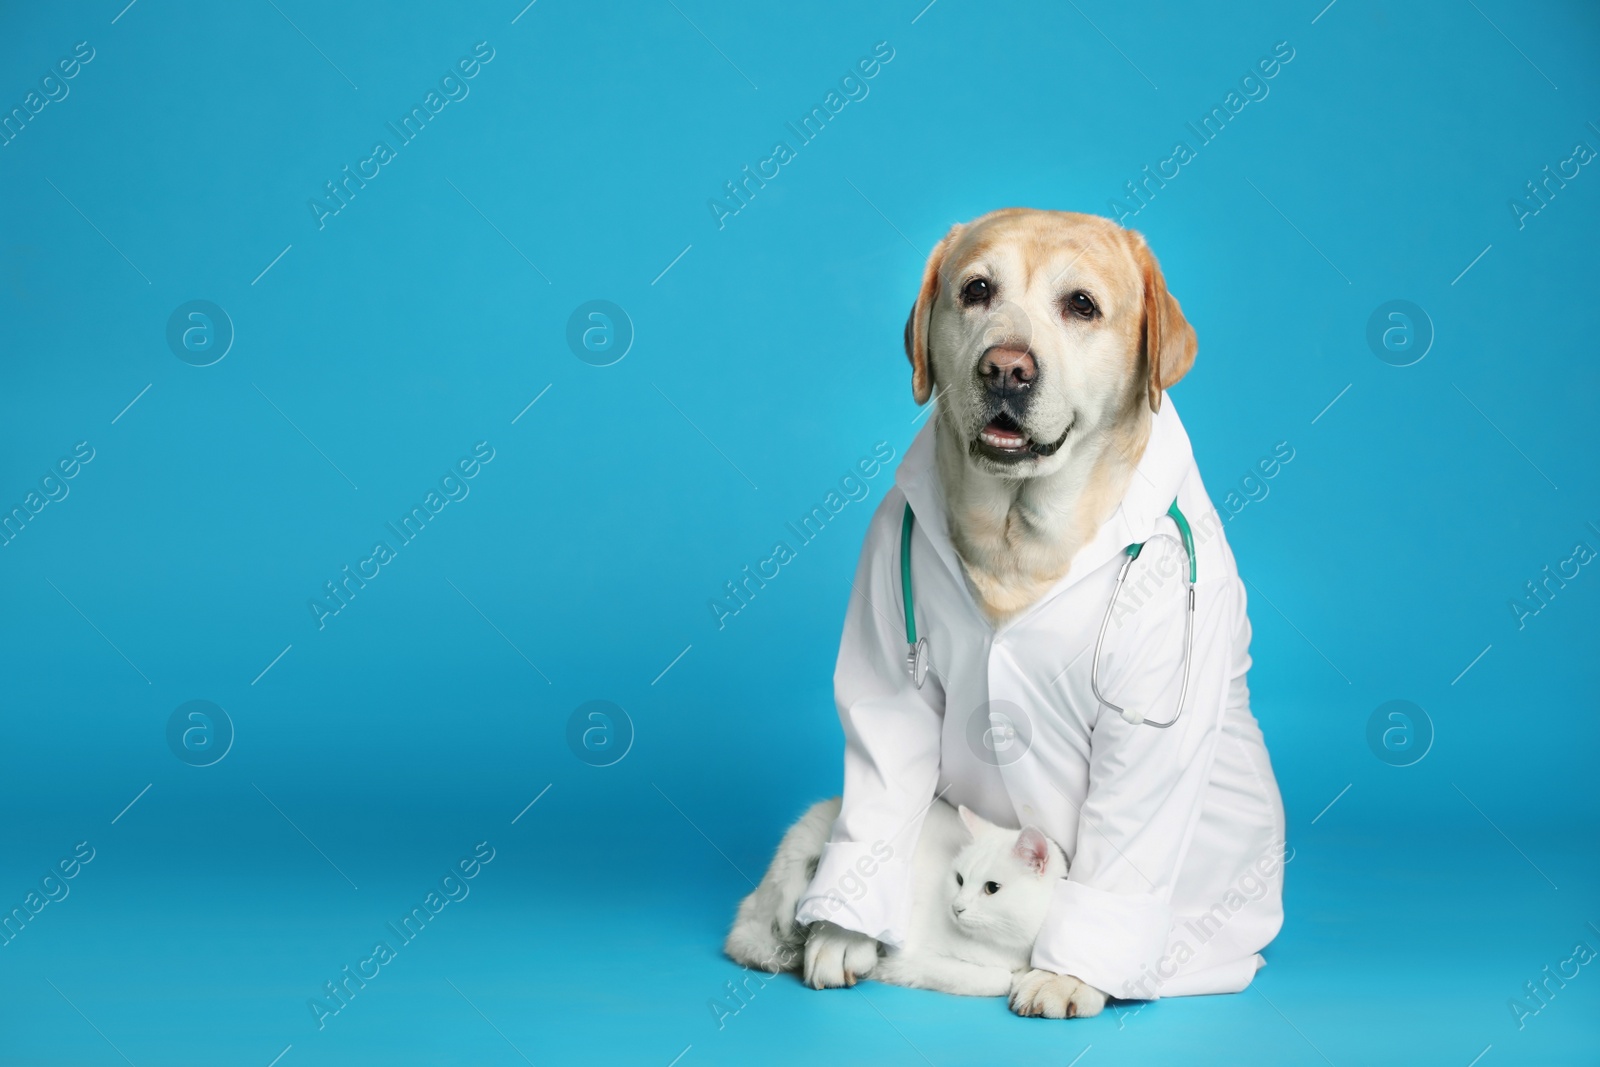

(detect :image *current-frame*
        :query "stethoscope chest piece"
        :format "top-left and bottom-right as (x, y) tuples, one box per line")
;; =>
(907, 636), (929, 689)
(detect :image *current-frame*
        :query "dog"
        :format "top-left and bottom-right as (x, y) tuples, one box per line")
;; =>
(909, 207), (1195, 623)
(791, 208), (1285, 1019)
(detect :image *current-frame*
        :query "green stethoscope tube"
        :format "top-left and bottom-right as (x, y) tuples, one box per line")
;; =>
(899, 500), (1198, 728)
(900, 503), (930, 688)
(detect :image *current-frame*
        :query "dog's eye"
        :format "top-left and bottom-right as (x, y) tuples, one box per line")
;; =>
(955, 872), (964, 887)
(961, 277), (992, 306)
(983, 881), (1000, 895)
(1064, 291), (1097, 319)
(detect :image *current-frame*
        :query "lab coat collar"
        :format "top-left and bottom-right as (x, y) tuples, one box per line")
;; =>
(894, 397), (1195, 622)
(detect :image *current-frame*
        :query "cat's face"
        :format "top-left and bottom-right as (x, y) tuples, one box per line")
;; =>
(949, 806), (1067, 949)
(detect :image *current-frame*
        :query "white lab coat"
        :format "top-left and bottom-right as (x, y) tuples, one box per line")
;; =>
(795, 399), (1285, 1000)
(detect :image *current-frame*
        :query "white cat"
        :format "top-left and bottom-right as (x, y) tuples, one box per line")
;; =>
(725, 798), (1067, 998)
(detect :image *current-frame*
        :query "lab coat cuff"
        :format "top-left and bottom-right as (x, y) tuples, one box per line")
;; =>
(1030, 880), (1174, 1000)
(793, 840), (911, 949)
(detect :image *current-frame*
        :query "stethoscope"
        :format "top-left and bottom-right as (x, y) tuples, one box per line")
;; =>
(899, 500), (1198, 729)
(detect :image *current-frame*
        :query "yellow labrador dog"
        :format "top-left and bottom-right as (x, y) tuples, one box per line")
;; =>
(909, 207), (1195, 625)
(782, 208), (1283, 1020)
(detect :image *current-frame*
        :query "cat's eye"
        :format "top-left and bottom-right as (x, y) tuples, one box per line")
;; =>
(954, 873), (963, 887)
(983, 881), (1000, 895)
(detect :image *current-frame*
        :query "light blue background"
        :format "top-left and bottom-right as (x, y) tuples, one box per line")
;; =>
(2, 1), (1596, 1064)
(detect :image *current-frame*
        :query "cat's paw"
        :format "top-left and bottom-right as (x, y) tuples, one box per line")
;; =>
(802, 921), (879, 990)
(1008, 969), (1106, 1019)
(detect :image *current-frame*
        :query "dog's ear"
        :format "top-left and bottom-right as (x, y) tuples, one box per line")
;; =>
(904, 225), (963, 406)
(1128, 230), (1196, 413)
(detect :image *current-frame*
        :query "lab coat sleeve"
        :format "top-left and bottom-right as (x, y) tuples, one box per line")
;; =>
(793, 490), (945, 948)
(1030, 525), (1246, 999)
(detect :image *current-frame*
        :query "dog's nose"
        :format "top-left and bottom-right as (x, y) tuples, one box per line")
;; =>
(979, 346), (1036, 394)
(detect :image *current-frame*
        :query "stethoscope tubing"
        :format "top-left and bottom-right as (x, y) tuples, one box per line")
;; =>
(900, 500), (1197, 729)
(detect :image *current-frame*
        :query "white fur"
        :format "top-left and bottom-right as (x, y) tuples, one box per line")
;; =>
(722, 798), (838, 979)
(1009, 968), (1108, 1019)
(725, 799), (1066, 998)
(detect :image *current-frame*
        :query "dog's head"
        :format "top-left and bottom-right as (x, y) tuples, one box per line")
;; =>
(904, 209), (1196, 478)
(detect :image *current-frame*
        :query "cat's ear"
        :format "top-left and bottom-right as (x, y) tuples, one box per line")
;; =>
(1013, 827), (1051, 875)
(957, 805), (991, 839)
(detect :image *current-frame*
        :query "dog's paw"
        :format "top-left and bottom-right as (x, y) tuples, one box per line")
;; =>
(1008, 969), (1106, 1019)
(802, 921), (879, 990)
